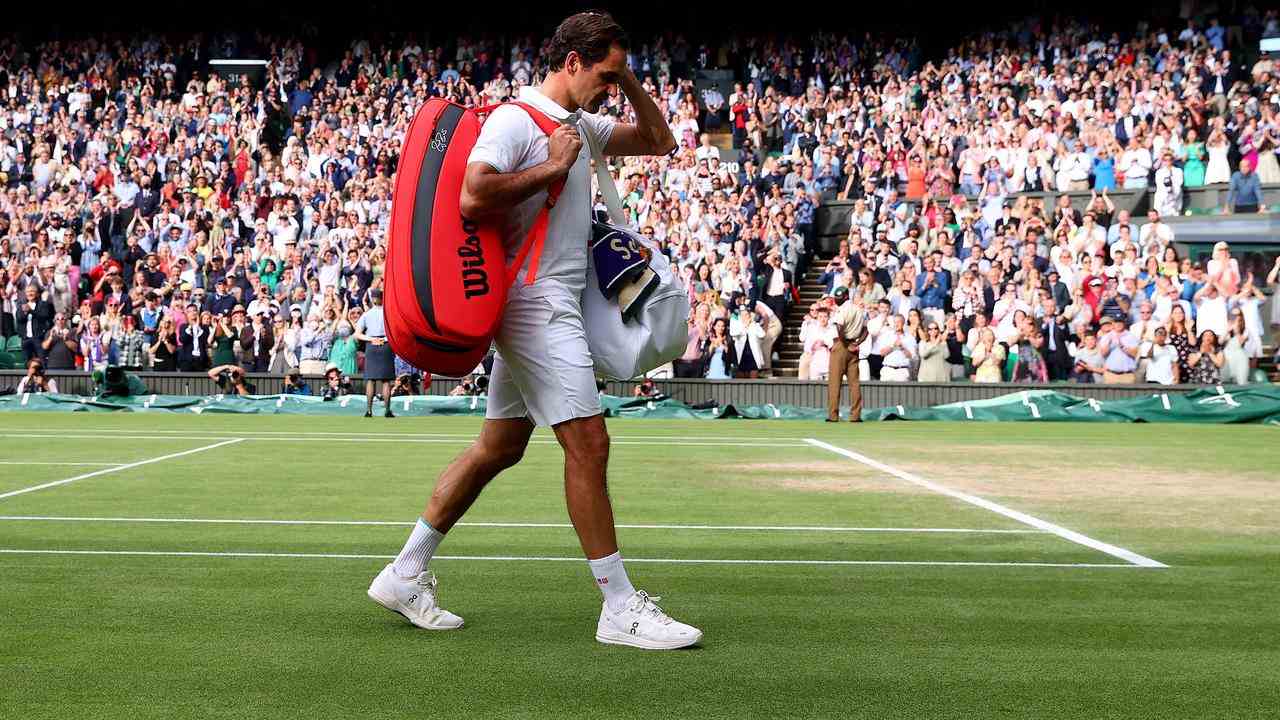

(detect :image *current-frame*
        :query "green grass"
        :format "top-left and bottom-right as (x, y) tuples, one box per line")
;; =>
(1, 415), (1277, 719)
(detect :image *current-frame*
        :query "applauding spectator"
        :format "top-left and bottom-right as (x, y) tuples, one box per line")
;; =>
(1187, 331), (1225, 385)
(40, 313), (78, 370)
(916, 322), (949, 383)
(802, 307), (836, 381)
(970, 328), (1004, 383)
(1141, 327), (1180, 385)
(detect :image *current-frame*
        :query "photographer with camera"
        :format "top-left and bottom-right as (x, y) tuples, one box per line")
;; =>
(282, 367), (311, 396)
(321, 362), (353, 401)
(449, 374), (490, 397)
(207, 364), (256, 397)
(633, 378), (660, 399)
(391, 372), (422, 398)
(817, 253), (848, 294)
(15, 358), (59, 394)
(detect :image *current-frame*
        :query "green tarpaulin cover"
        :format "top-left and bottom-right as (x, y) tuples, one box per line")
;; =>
(2, 386), (1277, 424)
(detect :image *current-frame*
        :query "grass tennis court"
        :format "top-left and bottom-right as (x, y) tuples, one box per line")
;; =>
(1, 414), (1277, 719)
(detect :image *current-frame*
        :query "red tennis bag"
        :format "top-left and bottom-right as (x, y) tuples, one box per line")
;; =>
(385, 98), (564, 376)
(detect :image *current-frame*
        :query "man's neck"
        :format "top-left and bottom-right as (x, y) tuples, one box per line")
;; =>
(537, 74), (579, 113)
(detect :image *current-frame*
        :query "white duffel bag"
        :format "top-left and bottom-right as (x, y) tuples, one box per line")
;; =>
(577, 117), (691, 380)
(584, 226), (691, 379)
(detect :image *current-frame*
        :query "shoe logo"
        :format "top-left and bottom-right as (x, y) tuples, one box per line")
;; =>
(629, 621), (639, 635)
(408, 593), (418, 605)
(596, 577), (608, 585)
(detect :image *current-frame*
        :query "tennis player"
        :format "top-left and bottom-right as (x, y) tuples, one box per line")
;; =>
(368, 11), (702, 650)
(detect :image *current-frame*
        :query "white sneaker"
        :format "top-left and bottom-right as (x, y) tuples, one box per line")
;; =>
(595, 590), (702, 650)
(367, 563), (464, 630)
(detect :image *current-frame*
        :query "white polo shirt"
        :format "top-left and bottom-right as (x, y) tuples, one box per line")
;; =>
(1143, 341), (1178, 385)
(468, 86), (616, 294)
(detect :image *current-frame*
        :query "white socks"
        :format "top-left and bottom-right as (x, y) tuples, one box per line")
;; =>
(588, 551), (636, 611)
(394, 521), (636, 611)
(393, 518), (444, 579)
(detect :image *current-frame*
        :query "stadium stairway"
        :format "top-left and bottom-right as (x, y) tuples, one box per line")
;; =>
(1260, 345), (1279, 382)
(772, 252), (834, 378)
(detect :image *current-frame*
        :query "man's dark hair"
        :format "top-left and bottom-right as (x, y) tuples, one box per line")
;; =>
(545, 11), (629, 72)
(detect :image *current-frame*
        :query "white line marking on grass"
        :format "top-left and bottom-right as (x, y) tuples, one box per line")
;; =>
(804, 439), (1169, 568)
(0, 461), (125, 467)
(0, 427), (800, 442)
(0, 439), (245, 502)
(0, 548), (1151, 569)
(0, 515), (1046, 534)
(1, 433), (239, 441)
(0, 433), (807, 447)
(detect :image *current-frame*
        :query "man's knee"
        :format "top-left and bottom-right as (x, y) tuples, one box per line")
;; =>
(474, 439), (526, 473)
(561, 420), (610, 467)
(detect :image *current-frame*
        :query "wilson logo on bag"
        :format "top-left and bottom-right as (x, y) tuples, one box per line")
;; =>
(385, 98), (564, 376)
(458, 221), (490, 299)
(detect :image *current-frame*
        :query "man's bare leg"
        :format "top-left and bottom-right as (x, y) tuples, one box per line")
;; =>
(386, 417), (534, 577)
(368, 417), (534, 629)
(554, 413), (703, 648)
(553, 413), (635, 608)
(422, 417), (534, 531)
(552, 414), (617, 559)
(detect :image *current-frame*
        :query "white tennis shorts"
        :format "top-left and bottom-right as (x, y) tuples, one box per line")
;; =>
(486, 283), (601, 427)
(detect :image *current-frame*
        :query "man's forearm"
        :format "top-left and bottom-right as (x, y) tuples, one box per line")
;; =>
(622, 73), (676, 154)
(461, 161), (565, 218)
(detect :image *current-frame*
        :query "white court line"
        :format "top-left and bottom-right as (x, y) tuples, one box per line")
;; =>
(0, 433), (807, 447)
(0, 439), (245, 502)
(0, 461), (125, 467)
(0, 515), (1045, 534)
(0, 548), (1148, 569)
(0, 427), (798, 442)
(804, 439), (1169, 568)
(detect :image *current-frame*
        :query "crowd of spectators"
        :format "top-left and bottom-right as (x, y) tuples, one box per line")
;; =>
(798, 221), (1276, 385)
(1, 9), (1279, 390)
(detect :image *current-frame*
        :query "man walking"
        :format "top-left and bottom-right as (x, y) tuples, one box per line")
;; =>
(826, 286), (867, 422)
(368, 12), (701, 650)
